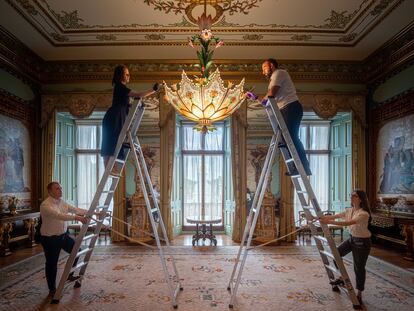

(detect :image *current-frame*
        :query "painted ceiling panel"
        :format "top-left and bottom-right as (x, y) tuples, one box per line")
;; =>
(1, 0), (413, 60)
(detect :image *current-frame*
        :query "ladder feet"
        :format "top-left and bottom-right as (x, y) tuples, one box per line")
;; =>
(50, 299), (60, 304)
(173, 304), (178, 309)
(74, 281), (82, 288)
(180, 287), (183, 291)
(331, 285), (340, 292)
(227, 286), (231, 291)
(229, 304), (234, 308)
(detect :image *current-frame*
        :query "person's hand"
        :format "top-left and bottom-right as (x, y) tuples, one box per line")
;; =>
(152, 82), (160, 92)
(245, 91), (258, 100)
(75, 215), (87, 224)
(319, 217), (330, 224)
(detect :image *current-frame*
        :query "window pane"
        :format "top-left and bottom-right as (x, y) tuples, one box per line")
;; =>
(183, 126), (201, 150)
(299, 126), (307, 148)
(205, 126), (223, 150)
(183, 156), (202, 225)
(77, 154), (97, 210)
(77, 125), (97, 149)
(204, 155), (223, 225)
(310, 125), (329, 150)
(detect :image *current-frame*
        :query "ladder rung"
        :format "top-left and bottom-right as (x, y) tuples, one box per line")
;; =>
(76, 247), (93, 258)
(313, 235), (328, 243)
(115, 158), (125, 164)
(252, 208), (257, 213)
(110, 173), (121, 179)
(102, 190), (114, 194)
(70, 261), (88, 273)
(83, 233), (98, 242)
(285, 158), (294, 163)
(319, 250), (335, 260)
(297, 190), (307, 194)
(324, 264), (341, 276)
(151, 208), (158, 213)
(96, 205), (109, 210)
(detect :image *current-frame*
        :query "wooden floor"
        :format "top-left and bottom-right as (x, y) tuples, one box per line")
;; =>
(1, 234), (413, 271)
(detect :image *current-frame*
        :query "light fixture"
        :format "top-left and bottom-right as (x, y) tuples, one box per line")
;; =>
(163, 2), (246, 134)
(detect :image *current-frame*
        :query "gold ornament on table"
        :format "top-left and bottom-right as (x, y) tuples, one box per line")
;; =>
(7, 195), (19, 215)
(163, 9), (246, 134)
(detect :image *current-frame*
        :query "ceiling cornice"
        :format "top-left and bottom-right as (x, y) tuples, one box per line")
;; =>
(0, 22), (413, 88)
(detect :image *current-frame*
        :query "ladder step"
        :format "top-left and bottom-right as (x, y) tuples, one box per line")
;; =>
(313, 235), (328, 244)
(83, 233), (98, 242)
(76, 247), (93, 258)
(285, 158), (294, 163)
(324, 264), (341, 276)
(70, 261), (88, 273)
(109, 173), (122, 179)
(115, 158), (125, 164)
(297, 190), (307, 194)
(319, 250), (335, 260)
(151, 208), (158, 213)
(102, 190), (114, 194)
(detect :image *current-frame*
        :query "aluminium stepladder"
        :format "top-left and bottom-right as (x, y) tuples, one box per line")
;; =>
(52, 99), (183, 308)
(227, 97), (362, 309)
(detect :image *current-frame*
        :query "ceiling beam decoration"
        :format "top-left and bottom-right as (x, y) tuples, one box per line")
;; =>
(5, 0), (405, 47)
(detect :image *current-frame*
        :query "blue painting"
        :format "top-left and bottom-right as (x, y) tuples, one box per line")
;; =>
(0, 114), (31, 198)
(377, 114), (414, 195)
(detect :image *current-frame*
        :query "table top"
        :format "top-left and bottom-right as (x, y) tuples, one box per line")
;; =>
(186, 216), (222, 224)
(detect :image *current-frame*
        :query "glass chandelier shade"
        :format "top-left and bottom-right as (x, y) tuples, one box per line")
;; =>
(164, 68), (245, 131)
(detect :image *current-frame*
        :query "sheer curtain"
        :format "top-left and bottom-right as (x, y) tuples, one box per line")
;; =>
(182, 124), (224, 225)
(76, 124), (112, 225)
(294, 123), (330, 221)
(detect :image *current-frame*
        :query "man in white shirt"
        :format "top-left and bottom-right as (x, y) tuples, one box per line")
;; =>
(261, 58), (311, 176)
(40, 181), (88, 296)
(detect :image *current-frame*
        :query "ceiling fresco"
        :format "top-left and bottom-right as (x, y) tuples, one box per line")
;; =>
(1, 0), (413, 60)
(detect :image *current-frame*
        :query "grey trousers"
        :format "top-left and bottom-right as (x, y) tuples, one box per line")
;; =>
(335, 236), (371, 291)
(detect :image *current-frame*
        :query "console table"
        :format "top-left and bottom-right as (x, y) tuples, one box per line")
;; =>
(186, 216), (222, 246)
(0, 211), (40, 256)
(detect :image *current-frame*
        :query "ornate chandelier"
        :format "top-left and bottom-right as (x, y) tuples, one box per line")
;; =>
(163, 9), (246, 133)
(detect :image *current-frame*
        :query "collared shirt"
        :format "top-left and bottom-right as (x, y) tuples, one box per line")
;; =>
(268, 69), (299, 109)
(40, 196), (86, 236)
(341, 207), (371, 238)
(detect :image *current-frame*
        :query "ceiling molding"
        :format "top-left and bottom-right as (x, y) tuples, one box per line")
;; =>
(1, 16), (413, 88)
(4, 0), (405, 48)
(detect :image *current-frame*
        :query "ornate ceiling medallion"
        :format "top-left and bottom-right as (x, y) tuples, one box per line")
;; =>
(144, 0), (262, 26)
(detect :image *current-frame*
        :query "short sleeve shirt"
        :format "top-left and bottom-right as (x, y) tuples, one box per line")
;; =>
(344, 208), (371, 238)
(268, 69), (299, 109)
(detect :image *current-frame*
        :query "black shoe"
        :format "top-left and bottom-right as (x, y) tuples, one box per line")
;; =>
(285, 170), (299, 176)
(329, 278), (344, 286)
(67, 274), (80, 282)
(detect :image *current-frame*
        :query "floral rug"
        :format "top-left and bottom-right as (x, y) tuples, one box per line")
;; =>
(0, 245), (413, 311)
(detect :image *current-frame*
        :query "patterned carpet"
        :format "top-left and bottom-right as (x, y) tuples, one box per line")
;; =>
(0, 245), (413, 311)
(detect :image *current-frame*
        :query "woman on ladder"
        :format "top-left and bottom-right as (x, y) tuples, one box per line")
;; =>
(318, 190), (372, 306)
(101, 65), (159, 167)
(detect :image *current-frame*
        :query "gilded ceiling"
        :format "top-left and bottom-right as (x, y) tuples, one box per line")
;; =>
(1, 0), (413, 60)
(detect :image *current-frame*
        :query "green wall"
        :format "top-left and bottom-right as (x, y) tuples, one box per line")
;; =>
(0, 69), (35, 101)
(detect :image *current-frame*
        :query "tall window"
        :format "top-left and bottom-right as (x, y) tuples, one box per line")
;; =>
(181, 123), (225, 228)
(75, 120), (108, 214)
(294, 121), (330, 220)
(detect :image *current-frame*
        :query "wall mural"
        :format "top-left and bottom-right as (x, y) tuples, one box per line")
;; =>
(377, 114), (414, 196)
(0, 114), (31, 211)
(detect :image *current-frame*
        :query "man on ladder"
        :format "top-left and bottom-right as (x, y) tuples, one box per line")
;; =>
(50, 99), (182, 308)
(227, 59), (362, 309)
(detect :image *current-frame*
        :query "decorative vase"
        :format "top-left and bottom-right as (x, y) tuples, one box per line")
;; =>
(9, 204), (18, 215)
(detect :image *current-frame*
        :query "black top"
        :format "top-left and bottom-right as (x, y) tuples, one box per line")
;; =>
(101, 83), (131, 157)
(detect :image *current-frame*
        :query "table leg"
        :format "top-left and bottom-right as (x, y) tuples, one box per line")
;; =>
(403, 224), (414, 261)
(24, 218), (38, 247)
(0, 222), (13, 256)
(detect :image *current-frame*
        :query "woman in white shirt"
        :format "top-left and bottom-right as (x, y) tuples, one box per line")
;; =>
(319, 190), (372, 305)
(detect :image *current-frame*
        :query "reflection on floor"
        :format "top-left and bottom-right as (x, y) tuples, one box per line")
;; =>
(1, 234), (413, 272)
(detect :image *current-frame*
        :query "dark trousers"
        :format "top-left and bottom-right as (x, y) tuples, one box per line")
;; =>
(40, 232), (78, 291)
(335, 236), (371, 291)
(279, 101), (312, 175)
